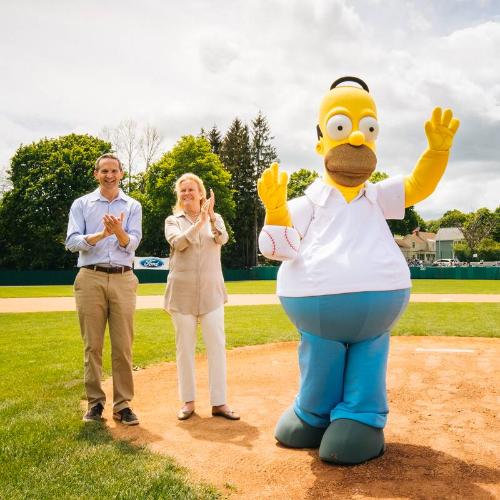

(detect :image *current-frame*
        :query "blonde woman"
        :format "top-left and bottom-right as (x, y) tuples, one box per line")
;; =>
(164, 173), (239, 421)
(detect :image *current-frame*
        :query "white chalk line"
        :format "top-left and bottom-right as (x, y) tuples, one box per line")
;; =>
(415, 348), (476, 353)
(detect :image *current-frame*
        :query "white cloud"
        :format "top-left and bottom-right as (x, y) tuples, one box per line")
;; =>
(0, 0), (498, 220)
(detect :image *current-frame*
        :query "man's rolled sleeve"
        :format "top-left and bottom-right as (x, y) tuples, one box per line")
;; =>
(65, 199), (94, 253)
(119, 202), (142, 252)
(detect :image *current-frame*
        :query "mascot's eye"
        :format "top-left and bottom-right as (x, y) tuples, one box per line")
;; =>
(359, 116), (379, 141)
(326, 115), (352, 140)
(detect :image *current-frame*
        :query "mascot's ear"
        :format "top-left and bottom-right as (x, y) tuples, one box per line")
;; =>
(316, 124), (324, 155)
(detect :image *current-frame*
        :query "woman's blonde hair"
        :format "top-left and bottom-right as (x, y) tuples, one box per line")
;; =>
(173, 173), (207, 214)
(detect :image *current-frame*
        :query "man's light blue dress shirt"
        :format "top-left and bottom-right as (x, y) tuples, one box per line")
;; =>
(65, 188), (142, 267)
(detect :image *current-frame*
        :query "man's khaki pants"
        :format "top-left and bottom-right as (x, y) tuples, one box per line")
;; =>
(74, 268), (138, 412)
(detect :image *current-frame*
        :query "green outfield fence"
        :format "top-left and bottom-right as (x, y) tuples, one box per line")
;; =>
(0, 266), (498, 286)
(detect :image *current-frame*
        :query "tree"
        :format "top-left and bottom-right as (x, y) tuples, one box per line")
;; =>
(460, 208), (497, 255)
(426, 219), (440, 233)
(369, 171), (389, 184)
(137, 135), (234, 258)
(219, 118), (254, 268)
(440, 209), (467, 228)
(288, 169), (319, 200)
(251, 112), (279, 266)
(0, 167), (12, 197)
(492, 207), (500, 242)
(477, 238), (500, 261)
(113, 120), (140, 192)
(368, 171), (423, 235)
(207, 125), (223, 155)
(0, 134), (111, 269)
(140, 124), (163, 169)
(100, 121), (163, 190)
(202, 113), (278, 268)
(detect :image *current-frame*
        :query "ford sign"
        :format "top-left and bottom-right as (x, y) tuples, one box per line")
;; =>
(139, 257), (165, 268)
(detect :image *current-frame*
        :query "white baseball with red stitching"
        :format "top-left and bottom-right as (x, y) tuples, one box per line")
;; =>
(258, 225), (300, 261)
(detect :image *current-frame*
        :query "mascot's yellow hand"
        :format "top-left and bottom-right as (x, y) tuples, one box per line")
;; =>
(425, 107), (460, 151)
(257, 162), (292, 227)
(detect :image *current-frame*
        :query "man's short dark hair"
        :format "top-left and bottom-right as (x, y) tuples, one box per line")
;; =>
(94, 153), (123, 172)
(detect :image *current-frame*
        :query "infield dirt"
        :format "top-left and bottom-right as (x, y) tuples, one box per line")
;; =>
(104, 336), (499, 499)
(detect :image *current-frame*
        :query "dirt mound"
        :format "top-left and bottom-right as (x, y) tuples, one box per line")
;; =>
(104, 337), (500, 499)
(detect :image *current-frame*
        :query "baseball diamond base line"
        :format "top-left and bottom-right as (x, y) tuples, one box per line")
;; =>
(104, 336), (499, 499)
(0, 293), (499, 313)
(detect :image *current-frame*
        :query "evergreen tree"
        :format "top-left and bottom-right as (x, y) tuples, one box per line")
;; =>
(199, 125), (223, 155)
(208, 125), (223, 155)
(251, 112), (279, 265)
(219, 118), (254, 268)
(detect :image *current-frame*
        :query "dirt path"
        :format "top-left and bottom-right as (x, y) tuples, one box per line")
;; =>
(104, 337), (500, 499)
(1, 293), (499, 313)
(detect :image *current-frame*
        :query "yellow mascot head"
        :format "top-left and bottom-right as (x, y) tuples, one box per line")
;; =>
(316, 77), (378, 187)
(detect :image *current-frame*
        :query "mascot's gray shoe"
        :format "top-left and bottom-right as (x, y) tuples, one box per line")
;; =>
(319, 418), (385, 465)
(275, 406), (326, 449)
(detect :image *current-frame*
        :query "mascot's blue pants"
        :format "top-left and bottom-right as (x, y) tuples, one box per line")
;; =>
(280, 289), (410, 430)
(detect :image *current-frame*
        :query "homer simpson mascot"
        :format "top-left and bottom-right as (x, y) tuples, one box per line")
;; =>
(257, 76), (459, 465)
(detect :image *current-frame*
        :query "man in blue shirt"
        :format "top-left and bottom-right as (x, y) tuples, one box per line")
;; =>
(66, 153), (142, 425)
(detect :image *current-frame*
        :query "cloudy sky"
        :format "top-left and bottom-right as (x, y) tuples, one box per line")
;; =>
(1, 0), (499, 219)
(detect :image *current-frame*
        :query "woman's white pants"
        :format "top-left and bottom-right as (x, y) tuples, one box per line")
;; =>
(170, 305), (226, 406)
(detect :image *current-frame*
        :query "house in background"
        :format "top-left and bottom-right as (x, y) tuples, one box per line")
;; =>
(435, 227), (465, 259)
(395, 228), (436, 263)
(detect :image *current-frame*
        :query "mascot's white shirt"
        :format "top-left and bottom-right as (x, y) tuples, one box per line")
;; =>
(259, 176), (411, 297)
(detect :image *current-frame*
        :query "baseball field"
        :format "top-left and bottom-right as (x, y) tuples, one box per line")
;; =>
(0, 280), (498, 499)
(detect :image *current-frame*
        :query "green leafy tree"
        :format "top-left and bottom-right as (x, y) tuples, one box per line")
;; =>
(369, 171), (423, 236)
(426, 209), (467, 233)
(369, 171), (389, 184)
(287, 169), (319, 200)
(219, 118), (254, 268)
(0, 134), (111, 269)
(137, 135), (234, 258)
(492, 206), (500, 242)
(426, 219), (440, 233)
(440, 209), (468, 228)
(461, 207), (497, 256)
(477, 237), (500, 261)
(453, 242), (472, 262)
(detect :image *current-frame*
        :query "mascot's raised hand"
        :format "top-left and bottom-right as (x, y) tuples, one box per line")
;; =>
(405, 107), (460, 206)
(425, 107), (460, 151)
(257, 162), (292, 227)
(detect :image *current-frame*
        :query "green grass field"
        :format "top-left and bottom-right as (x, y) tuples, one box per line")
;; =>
(1, 279), (499, 298)
(1, 302), (498, 498)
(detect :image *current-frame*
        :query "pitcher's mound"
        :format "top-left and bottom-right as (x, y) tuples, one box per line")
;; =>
(103, 337), (499, 499)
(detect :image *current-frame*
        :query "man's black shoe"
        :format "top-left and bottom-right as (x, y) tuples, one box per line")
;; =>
(113, 407), (139, 426)
(83, 403), (104, 422)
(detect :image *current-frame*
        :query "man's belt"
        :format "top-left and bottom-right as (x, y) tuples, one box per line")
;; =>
(82, 265), (133, 274)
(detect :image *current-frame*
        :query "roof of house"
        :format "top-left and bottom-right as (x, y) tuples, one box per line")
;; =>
(436, 227), (464, 241)
(395, 238), (412, 248)
(414, 231), (436, 241)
